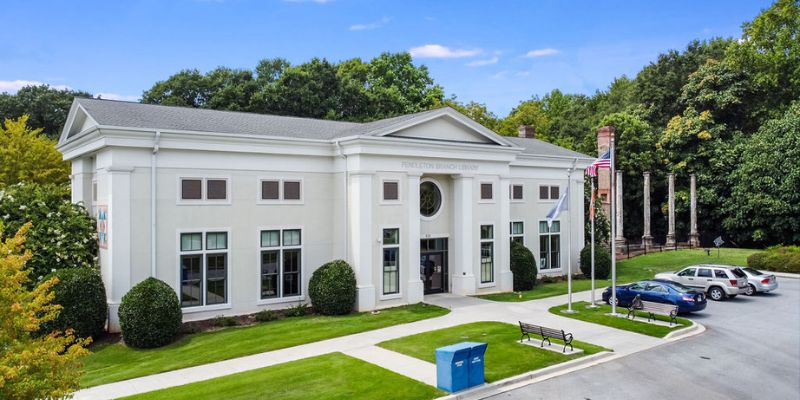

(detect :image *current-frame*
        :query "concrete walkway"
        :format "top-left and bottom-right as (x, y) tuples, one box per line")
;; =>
(74, 289), (678, 400)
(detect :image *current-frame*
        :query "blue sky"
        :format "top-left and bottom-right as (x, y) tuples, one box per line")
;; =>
(0, 0), (771, 116)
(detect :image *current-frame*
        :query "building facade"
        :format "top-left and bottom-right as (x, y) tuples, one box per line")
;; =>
(58, 99), (593, 332)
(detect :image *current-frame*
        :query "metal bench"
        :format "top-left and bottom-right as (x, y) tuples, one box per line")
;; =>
(518, 321), (574, 353)
(626, 294), (678, 326)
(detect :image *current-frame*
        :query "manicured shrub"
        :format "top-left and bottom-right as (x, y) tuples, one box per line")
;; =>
(747, 246), (800, 273)
(510, 241), (537, 291)
(580, 244), (611, 279)
(285, 303), (310, 317)
(212, 315), (238, 327)
(0, 183), (97, 282)
(118, 278), (182, 348)
(41, 268), (107, 339)
(308, 260), (356, 315)
(255, 309), (278, 322)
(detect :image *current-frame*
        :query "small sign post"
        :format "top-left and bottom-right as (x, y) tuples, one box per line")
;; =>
(713, 236), (724, 258)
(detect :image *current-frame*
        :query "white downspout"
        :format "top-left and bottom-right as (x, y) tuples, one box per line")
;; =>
(335, 140), (348, 261)
(151, 130), (161, 278)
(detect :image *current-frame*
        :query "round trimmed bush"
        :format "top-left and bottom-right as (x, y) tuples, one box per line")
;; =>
(118, 278), (182, 348)
(510, 241), (537, 291)
(580, 244), (611, 279)
(308, 260), (356, 315)
(41, 268), (107, 339)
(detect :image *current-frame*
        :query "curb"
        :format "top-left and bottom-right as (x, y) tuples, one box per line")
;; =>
(436, 351), (616, 400)
(664, 320), (705, 341)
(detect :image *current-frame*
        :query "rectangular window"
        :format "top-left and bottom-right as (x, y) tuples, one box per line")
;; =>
(480, 224), (494, 283)
(539, 185), (560, 200)
(382, 228), (400, 295)
(383, 181), (399, 201)
(510, 221), (524, 244)
(259, 229), (302, 300)
(511, 184), (523, 200)
(550, 186), (559, 200)
(283, 181), (301, 200)
(181, 179), (202, 200)
(480, 183), (493, 200)
(261, 180), (280, 200)
(538, 221), (561, 269)
(206, 179), (227, 200)
(179, 231), (229, 308)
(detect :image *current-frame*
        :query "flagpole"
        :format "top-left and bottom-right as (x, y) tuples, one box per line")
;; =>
(610, 137), (618, 315)
(564, 158), (577, 314)
(589, 175), (597, 308)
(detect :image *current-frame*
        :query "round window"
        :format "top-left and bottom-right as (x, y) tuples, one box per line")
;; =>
(420, 181), (442, 218)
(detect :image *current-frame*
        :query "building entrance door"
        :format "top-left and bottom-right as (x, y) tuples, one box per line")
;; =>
(420, 238), (448, 294)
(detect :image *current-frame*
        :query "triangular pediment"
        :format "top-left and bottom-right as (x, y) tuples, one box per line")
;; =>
(373, 108), (512, 147)
(59, 100), (98, 144)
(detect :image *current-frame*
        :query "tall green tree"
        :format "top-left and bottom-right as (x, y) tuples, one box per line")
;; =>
(0, 85), (92, 140)
(0, 116), (70, 188)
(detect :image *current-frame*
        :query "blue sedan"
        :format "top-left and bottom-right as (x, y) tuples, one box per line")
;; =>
(602, 279), (707, 313)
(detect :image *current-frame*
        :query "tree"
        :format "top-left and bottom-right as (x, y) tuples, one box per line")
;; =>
(141, 69), (213, 108)
(0, 223), (90, 399)
(441, 96), (500, 131)
(497, 98), (550, 139)
(0, 85), (92, 140)
(679, 59), (756, 132)
(723, 102), (800, 245)
(0, 184), (97, 282)
(0, 116), (70, 188)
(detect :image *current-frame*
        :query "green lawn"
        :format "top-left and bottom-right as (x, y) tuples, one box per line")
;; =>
(548, 301), (693, 338)
(82, 303), (448, 388)
(119, 352), (444, 400)
(479, 248), (758, 302)
(378, 322), (609, 383)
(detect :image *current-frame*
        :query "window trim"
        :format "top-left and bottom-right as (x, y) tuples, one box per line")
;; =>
(176, 228), (232, 314)
(537, 184), (560, 203)
(538, 219), (562, 271)
(420, 177), (445, 221)
(176, 176), (232, 205)
(510, 220), (525, 246)
(257, 177), (305, 205)
(256, 225), (305, 305)
(478, 181), (495, 204)
(510, 183), (524, 203)
(478, 223), (495, 287)
(380, 179), (402, 205)
(379, 225), (402, 299)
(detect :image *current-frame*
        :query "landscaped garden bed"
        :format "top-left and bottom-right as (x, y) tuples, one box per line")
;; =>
(82, 303), (448, 387)
(548, 301), (693, 338)
(377, 321), (609, 383)
(118, 352), (444, 400)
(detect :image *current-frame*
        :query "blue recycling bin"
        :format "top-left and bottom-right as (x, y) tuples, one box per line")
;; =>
(435, 342), (472, 392)
(464, 342), (487, 387)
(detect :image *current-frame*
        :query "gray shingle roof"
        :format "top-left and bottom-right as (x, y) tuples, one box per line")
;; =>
(504, 136), (593, 159)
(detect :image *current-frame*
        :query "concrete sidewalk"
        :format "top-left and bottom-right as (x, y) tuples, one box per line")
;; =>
(73, 289), (681, 400)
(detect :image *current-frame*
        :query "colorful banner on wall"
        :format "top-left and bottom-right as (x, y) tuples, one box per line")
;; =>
(97, 205), (109, 249)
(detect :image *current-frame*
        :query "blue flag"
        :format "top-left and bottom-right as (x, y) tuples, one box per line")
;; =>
(546, 187), (569, 227)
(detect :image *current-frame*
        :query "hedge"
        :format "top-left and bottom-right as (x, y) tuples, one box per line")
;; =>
(580, 244), (611, 279)
(41, 268), (107, 339)
(510, 241), (537, 291)
(747, 246), (800, 273)
(308, 260), (356, 315)
(118, 278), (183, 348)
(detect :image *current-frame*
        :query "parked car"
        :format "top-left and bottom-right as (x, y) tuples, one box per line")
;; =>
(655, 265), (748, 301)
(602, 279), (707, 313)
(740, 267), (779, 295)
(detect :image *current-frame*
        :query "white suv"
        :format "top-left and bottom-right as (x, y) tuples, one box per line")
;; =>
(655, 265), (748, 301)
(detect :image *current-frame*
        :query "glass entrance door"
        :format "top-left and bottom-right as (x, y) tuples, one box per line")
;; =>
(420, 238), (448, 294)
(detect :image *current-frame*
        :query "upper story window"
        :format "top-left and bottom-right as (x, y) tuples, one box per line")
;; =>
(260, 179), (303, 202)
(180, 178), (229, 202)
(539, 185), (559, 200)
(510, 184), (524, 201)
(383, 181), (399, 202)
(480, 183), (493, 200)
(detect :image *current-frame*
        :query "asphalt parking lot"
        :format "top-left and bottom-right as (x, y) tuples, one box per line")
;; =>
(491, 277), (800, 400)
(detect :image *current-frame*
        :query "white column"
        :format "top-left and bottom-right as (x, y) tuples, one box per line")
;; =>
(615, 170), (625, 247)
(689, 174), (700, 247)
(497, 177), (513, 291)
(349, 171), (376, 311)
(451, 174), (476, 295)
(642, 172), (653, 247)
(105, 166), (133, 332)
(666, 173), (676, 247)
(405, 173), (424, 303)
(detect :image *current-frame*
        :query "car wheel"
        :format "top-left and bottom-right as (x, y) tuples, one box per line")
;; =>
(708, 286), (725, 301)
(744, 284), (756, 296)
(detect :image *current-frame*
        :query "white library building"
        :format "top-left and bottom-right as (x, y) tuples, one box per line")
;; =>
(58, 98), (593, 331)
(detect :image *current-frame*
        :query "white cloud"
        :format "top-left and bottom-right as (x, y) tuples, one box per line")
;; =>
(409, 44), (482, 59)
(97, 93), (140, 102)
(349, 17), (390, 31)
(466, 56), (499, 67)
(0, 80), (71, 93)
(524, 48), (561, 58)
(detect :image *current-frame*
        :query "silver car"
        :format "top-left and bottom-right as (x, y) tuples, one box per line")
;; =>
(655, 264), (748, 301)
(740, 267), (779, 295)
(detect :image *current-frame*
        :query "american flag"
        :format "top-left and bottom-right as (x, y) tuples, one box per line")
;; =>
(585, 150), (611, 177)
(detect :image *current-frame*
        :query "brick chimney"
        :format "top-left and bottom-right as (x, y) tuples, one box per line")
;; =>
(517, 125), (535, 138)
